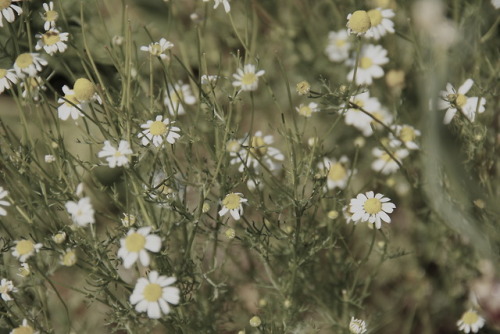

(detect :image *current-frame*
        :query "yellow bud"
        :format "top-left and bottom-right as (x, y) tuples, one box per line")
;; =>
(249, 316), (262, 327)
(327, 210), (339, 219)
(296, 81), (310, 95)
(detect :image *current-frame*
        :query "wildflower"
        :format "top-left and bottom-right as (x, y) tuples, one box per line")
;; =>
(347, 44), (388, 85)
(0, 0), (22, 27)
(57, 85), (83, 121)
(232, 64), (265, 91)
(249, 316), (262, 327)
(60, 248), (77, 266)
(164, 82), (196, 116)
(10, 319), (39, 334)
(438, 79), (486, 124)
(129, 270), (180, 319)
(21, 76), (46, 101)
(390, 124), (421, 150)
(342, 91), (383, 136)
(219, 193), (247, 220)
(17, 263), (30, 277)
(14, 53), (48, 78)
(349, 191), (396, 229)
(214, 0), (230, 13)
(343, 205), (354, 224)
(492, 0), (500, 9)
(457, 309), (485, 333)
(230, 131), (284, 173)
(318, 156), (353, 190)
(98, 140), (133, 168)
(44, 154), (55, 163)
(296, 102), (320, 117)
(11, 239), (43, 262)
(349, 317), (368, 333)
(138, 115), (181, 147)
(0, 68), (18, 94)
(121, 213), (136, 227)
(201, 74), (219, 85)
(35, 29), (69, 56)
(365, 8), (395, 40)
(347, 10), (371, 36)
(225, 228), (236, 239)
(371, 146), (409, 175)
(0, 278), (16, 301)
(0, 186), (11, 216)
(296, 81), (310, 95)
(327, 210), (339, 219)
(247, 177), (263, 191)
(325, 30), (352, 62)
(52, 231), (66, 244)
(118, 227), (161, 269)
(65, 197), (95, 227)
(41, 2), (58, 30)
(73, 78), (101, 104)
(140, 38), (174, 60)
(385, 69), (405, 90)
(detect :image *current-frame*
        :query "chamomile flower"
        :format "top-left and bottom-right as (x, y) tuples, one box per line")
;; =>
(118, 227), (161, 269)
(342, 91), (382, 136)
(0, 68), (18, 94)
(138, 115), (181, 147)
(232, 64), (265, 91)
(129, 271), (180, 319)
(0, 0), (22, 27)
(214, 0), (230, 13)
(325, 29), (352, 62)
(10, 319), (39, 334)
(0, 186), (11, 216)
(346, 10), (371, 36)
(492, 0), (500, 9)
(218, 193), (248, 220)
(365, 8), (395, 40)
(347, 44), (389, 85)
(349, 191), (396, 229)
(140, 38), (174, 60)
(317, 156), (354, 190)
(11, 239), (43, 262)
(35, 29), (69, 56)
(164, 82), (196, 116)
(201, 74), (219, 86)
(457, 309), (485, 333)
(21, 76), (46, 101)
(14, 53), (48, 78)
(343, 205), (355, 224)
(65, 197), (95, 227)
(349, 317), (368, 334)
(0, 278), (16, 301)
(438, 79), (486, 124)
(60, 248), (77, 266)
(98, 140), (133, 168)
(296, 102), (320, 117)
(73, 78), (101, 104)
(41, 2), (58, 30)
(389, 124), (421, 150)
(121, 213), (137, 227)
(57, 85), (83, 121)
(371, 146), (409, 175)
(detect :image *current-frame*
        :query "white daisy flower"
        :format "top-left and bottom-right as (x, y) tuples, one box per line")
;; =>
(389, 124), (421, 150)
(347, 44), (389, 85)
(0, 68), (18, 94)
(296, 102), (320, 117)
(0, 278), (17, 301)
(342, 91), (382, 136)
(349, 191), (396, 229)
(14, 53), (48, 78)
(0, 186), (11, 216)
(0, 0), (22, 27)
(371, 146), (409, 175)
(218, 192), (248, 220)
(21, 76), (46, 101)
(349, 317), (368, 334)
(318, 156), (353, 190)
(57, 85), (84, 121)
(214, 0), (230, 13)
(438, 79), (486, 124)
(343, 205), (355, 224)
(492, 0), (500, 9)
(98, 140), (133, 168)
(346, 10), (371, 36)
(138, 115), (181, 147)
(41, 2), (58, 30)
(11, 239), (43, 262)
(117, 227), (162, 269)
(35, 29), (69, 56)
(140, 38), (174, 60)
(232, 64), (265, 91)
(457, 309), (485, 333)
(164, 82), (196, 116)
(129, 270), (180, 319)
(365, 8), (395, 40)
(10, 319), (39, 334)
(325, 29), (352, 62)
(65, 197), (95, 227)
(201, 74), (219, 86)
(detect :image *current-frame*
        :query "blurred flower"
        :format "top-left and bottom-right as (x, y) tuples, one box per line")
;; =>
(98, 140), (133, 168)
(371, 146), (409, 175)
(10, 319), (39, 334)
(325, 30), (352, 62)
(318, 156), (354, 190)
(0, 68), (18, 94)
(60, 248), (77, 266)
(214, 0), (230, 13)
(201, 74), (219, 85)
(342, 91), (382, 136)
(219, 193), (247, 220)
(121, 213), (136, 227)
(21, 76), (46, 101)
(296, 81), (310, 95)
(57, 85), (83, 121)
(296, 102), (320, 117)
(118, 227), (161, 269)
(0, 186), (10, 216)
(347, 44), (388, 85)
(390, 124), (421, 150)
(349, 191), (396, 229)
(349, 317), (367, 333)
(457, 309), (485, 333)
(44, 154), (55, 163)
(0, 278), (16, 301)
(438, 79), (486, 124)
(14, 53), (47, 78)
(138, 115), (181, 147)
(41, 2), (58, 30)
(493, 0), (500, 8)
(35, 29), (69, 56)
(164, 82), (196, 116)
(0, 0), (22, 27)
(347, 10), (371, 36)
(233, 64), (265, 91)
(65, 197), (95, 227)
(249, 316), (262, 327)
(17, 263), (30, 277)
(11, 239), (43, 262)
(130, 271), (180, 319)
(140, 38), (174, 60)
(225, 228), (236, 239)
(366, 8), (395, 40)
(52, 231), (66, 244)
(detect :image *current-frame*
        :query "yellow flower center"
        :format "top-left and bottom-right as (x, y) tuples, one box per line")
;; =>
(360, 57), (373, 69)
(353, 99), (365, 108)
(364, 198), (382, 214)
(368, 9), (383, 26)
(12, 326), (34, 334)
(222, 193), (241, 210)
(380, 152), (394, 162)
(226, 140), (241, 153)
(42, 31), (61, 46)
(371, 111), (384, 124)
(169, 90), (184, 104)
(296, 81), (310, 95)
(241, 72), (257, 86)
(150, 44), (163, 56)
(62, 250), (77, 266)
(0, 284), (8, 294)
(348, 10), (371, 34)
(125, 232), (146, 252)
(250, 136), (267, 157)
(298, 105), (312, 117)
(113, 150), (123, 158)
(149, 121), (168, 136)
(0, 0), (11, 10)
(328, 163), (347, 181)
(461, 311), (479, 325)
(0, 68), (6, 79)
(15, 54), (34, 69)
(73, 78), (95, 101)
(455, 94), (467, 108)
(335, 39), (346, 47)
(143, 283), (162, 302)
(16, 240), (34, 256)
(64, 93), (79, 106)
(44, 10), (59, 22)
(27, 77), (40, 88)
(399, 126), (415, 143)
